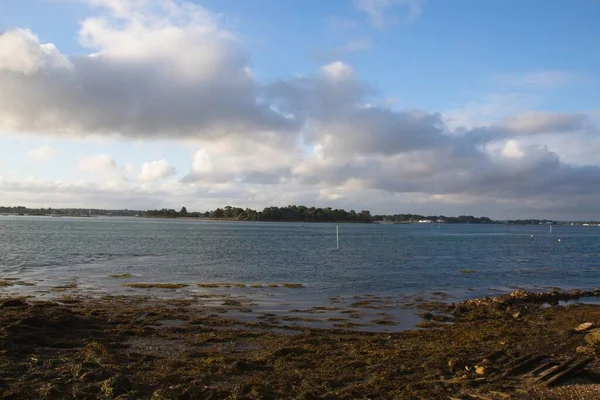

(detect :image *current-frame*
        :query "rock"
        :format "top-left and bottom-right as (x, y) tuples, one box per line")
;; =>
(448, 358), (463, 372)
(584, 329), (600, 346)
(0, 299), (28, 307)
(574, 322), (594, 332)
(512, 312), (521, 319)
(492, 295), (509, 304)
(576, 345), (596, 355)
(475, 366), (486, 375)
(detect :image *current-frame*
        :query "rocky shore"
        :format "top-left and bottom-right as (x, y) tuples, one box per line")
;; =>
(1, 290), (600, 399)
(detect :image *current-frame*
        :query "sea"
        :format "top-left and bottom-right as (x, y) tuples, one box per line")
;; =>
(2, 216), (600, 330)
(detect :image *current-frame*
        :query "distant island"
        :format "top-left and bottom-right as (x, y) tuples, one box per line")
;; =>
(2, 205), (598, 225)
(144, 205), (373, 223)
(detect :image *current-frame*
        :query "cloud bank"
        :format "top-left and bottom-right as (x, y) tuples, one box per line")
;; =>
(0, 0), (599, 219)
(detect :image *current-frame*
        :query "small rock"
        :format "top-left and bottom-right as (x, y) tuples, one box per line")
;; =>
(475, 366), (486, 375)
(492, 295), (509, 304)
(584, 329), (600, 346)
(574, 322), (594, 332)
(512, 311), (521, 319)
(448, 358), (463, 372)
(576, 345), (596, 355)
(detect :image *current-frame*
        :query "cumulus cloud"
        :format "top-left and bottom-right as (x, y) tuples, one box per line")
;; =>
(184, 135), (300, 184)
(263, 60), (600, 217)
(27, 146), (60, 161)
(0, 29), (72, 75)
(2, 0), (600, 219)
(0, 0), (294, 138)
(138, 159), (176, 182)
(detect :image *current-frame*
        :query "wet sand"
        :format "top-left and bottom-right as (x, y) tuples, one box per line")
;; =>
(2, 287), (600, 399)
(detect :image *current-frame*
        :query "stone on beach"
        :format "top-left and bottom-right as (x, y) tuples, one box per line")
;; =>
(574, 322), (594, 332)
(584, 329), (600, 346)
(576, 345), (596, 355)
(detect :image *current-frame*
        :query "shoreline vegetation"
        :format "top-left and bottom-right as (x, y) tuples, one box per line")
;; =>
(3, 205), (598, 225)
(2, 288), (600, 398)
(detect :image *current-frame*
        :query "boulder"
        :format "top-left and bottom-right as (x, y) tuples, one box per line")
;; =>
(584, 329), (600, 346)
(574, 322), (594, 332)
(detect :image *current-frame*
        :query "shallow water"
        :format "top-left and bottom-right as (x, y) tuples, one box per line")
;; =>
(2, 216), (598, 292)
(1, 216), (600, 330)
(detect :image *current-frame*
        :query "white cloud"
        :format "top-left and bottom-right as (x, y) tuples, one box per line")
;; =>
(500, 140), (525, 158)
(185, 135), (299, 184)
(355, 0), (426, 28)
(2, 0), (600, 219)
(0, 0), (293, 138)
(78, 154), (118, 174)
(0, 29), (72, 75)
(138, 159), (176, 182)
(320, 61), (354, 81)
(27, 146), (60, 162)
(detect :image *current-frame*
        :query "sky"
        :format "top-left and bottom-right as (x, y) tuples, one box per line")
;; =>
(0, 0), (599, 219)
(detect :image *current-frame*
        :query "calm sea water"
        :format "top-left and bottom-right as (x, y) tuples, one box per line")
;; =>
(1, 216), (600, 299)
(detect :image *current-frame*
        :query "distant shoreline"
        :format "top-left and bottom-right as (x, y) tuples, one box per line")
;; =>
(4, 214), (600, 226)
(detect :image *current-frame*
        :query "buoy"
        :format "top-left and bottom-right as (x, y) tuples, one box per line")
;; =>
(530, 234), (534, 238)
(558, 239), (562, 242)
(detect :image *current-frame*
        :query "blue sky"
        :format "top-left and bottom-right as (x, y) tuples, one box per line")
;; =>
(1, 0), (599, 219)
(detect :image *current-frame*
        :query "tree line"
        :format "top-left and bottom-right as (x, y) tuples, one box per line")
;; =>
(143, 205), (373, 223)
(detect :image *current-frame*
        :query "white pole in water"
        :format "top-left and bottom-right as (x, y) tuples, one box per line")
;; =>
(336, 225), (339, 250)
(550, 225), (552, 234)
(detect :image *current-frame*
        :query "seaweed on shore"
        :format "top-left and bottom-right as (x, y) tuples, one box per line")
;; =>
(124, 283), (188, 289)
(2, 289), (600, 399)
(109, 274), (133, 278)
(197, 283), (248, 288)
